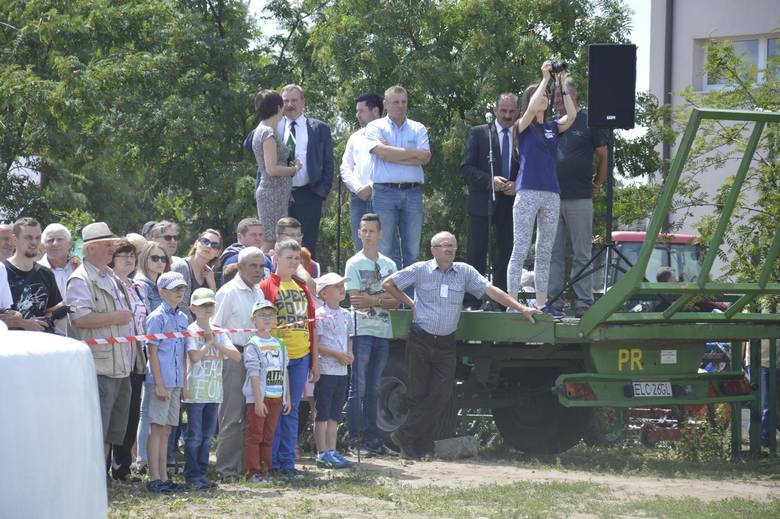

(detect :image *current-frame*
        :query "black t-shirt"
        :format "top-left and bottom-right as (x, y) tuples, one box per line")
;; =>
(3, 259), (62, 319)
(556, 109), (608, 200)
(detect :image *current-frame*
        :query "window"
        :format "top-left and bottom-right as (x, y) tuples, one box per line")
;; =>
(769, 38), (779, 78)
(706, 39), (759, 87)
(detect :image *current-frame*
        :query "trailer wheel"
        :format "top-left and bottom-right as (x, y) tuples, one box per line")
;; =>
(582, 407), (628, 447)
(492, 371), (591, 455)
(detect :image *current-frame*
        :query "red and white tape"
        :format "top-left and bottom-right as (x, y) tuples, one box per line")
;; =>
(81, 310), (363, 346)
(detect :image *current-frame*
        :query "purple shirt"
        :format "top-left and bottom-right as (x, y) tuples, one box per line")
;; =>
(515, 119), (560, 194)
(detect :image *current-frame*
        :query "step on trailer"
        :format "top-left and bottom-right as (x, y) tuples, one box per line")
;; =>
(379, 108), (780, 458)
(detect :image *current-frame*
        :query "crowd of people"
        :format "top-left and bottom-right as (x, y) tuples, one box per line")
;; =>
(0, 60), (618, 491)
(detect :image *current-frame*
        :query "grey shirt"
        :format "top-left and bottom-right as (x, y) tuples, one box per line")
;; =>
(391, 260), (490, 336)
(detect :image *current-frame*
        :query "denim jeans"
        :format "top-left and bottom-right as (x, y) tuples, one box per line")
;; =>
(136, 387), (151, 464)
(184, 402), (219, 482)
(272, 354), (310, 470)
(347, 336), (389, 443)
(372, 183), (423, 270)
(761, 367), (780, 442)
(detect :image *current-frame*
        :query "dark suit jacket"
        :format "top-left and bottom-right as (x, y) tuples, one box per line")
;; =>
(243, 117), (334, 199)
(460, 124), (519, 217)
(304, 117), (334, 200)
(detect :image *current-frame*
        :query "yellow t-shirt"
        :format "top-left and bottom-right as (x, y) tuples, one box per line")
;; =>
(274, 280), (310, 359)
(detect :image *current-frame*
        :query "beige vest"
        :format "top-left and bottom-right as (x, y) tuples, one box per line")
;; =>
(68, 261), (133, 378)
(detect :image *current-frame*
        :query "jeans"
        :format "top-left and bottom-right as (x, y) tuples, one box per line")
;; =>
(184, 403), (219, 482)
(350, 193), (372, 253)
(136, 386), (151, 464)
(372, 183), (423, 270)
(347, 336), (389, 443)
(272, 354), (310, 470)
(761, 367), (779, 442)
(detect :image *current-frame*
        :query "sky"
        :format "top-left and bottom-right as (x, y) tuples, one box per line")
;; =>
(246, 0), (651, 96)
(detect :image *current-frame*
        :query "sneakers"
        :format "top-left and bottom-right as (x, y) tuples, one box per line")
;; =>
(330, 451), (353, 468)
(188, 478), (214, 490)
(538, 305), (564, 318)
(246, 473), (264, 484)
(363, 439), (387, 456)
(280, 467), (305, 480)
(146, 479), (173, 493)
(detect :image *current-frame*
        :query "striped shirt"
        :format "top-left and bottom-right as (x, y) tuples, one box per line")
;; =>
(390, 260), (490, 336)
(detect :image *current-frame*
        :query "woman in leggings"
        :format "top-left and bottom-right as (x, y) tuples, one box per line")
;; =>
(506, 61), (576, 315)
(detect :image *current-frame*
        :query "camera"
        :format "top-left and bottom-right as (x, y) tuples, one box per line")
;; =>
(550, 60), (568, 73)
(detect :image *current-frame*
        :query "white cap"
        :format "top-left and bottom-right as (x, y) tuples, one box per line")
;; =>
(315, 273), (350, 296)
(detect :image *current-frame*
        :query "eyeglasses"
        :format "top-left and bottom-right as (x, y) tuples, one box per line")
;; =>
(149, 255), (168, 263)
(161, 234), (178, 242)
(169, 286), (187, 293)
(280, 231), (303, 239)
(199, 237), (221, 250)
(432, 243), (457, 249)
(114, 253), (136, 260)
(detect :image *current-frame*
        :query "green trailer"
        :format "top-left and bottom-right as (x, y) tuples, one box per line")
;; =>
(378, 108), (780, 457)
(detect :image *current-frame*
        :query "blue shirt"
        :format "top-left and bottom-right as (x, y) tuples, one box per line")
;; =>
(366, 115), (429, 184)
(144, 300), (188, 388)
(516, 119), (560, 194)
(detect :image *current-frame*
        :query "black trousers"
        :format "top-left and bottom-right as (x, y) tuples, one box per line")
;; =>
(465, 199), (514, 305)
(289, 184), (324, 260)
(397, 324), (456, 450)
(111, 372), (144, 477)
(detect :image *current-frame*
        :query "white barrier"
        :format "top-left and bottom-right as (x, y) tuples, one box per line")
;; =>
(0, 328), (107, 519)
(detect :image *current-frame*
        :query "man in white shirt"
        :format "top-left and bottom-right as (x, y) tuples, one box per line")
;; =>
(278, 84), (334, 260)
(213, 247), (266, 479)
(38, 223), (79, 299)
(340, 92), (384, 252)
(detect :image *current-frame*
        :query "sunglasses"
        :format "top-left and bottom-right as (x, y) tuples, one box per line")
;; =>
(161, 234), (178, 241)
(149, 255), (168, 263)
(199, 237), (221, 250)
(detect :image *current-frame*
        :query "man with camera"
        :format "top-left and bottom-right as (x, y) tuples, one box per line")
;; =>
(548, 77), (609, 317)
(460, 93), (520, 307)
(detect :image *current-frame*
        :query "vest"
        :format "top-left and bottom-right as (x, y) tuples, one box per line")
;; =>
(67, 261), (133, 378)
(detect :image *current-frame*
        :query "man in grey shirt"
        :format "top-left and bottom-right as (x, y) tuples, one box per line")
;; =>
(382, 231), (538, 458)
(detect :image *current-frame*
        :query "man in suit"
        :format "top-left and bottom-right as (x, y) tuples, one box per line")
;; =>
(460, 93), (519, 307)
(277, 84), (334, 260)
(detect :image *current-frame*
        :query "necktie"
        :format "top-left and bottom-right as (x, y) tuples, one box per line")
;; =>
(287, 120), (297, 157)
(501, 128), (510, 178)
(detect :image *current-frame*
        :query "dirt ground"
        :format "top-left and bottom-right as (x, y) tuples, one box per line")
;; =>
(349, 456), (780, 501)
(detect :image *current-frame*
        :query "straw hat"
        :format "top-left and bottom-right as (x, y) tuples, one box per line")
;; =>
(81, 222), (120, 244)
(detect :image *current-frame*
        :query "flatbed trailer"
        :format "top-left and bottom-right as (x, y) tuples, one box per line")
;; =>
(380, 108), (780, 457)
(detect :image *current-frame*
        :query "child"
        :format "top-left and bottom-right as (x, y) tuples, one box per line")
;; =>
(506, 60), (576, 316)
(243, 300), (290, 482)
(313, 273), (354, 469)
(259, 238), (318, 480)
(145, 271), (189, 493)
(183, 288), (241, 490)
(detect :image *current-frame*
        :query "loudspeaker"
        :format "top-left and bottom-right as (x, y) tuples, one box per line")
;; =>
(587, 44), (636, 129)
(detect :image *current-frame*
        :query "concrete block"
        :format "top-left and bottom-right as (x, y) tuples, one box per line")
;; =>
(434, 435), (479, 460)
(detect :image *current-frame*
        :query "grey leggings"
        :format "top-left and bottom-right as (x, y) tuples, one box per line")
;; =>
(507, 189), (560, 302)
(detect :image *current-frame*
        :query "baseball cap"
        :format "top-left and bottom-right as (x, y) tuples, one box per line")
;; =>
(250, 299), (277, 318)
(191, 287), (217, 306)
(315, 272), (350, 296)
(157, 271), (188, 290)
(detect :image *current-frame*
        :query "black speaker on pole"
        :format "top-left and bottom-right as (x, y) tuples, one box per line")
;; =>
(587, 44), (636, 129)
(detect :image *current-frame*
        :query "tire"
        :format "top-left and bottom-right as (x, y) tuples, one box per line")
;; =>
(492, 369), (591, 455)
(582, 407), (628, 447)
(376, 352), (458, 447)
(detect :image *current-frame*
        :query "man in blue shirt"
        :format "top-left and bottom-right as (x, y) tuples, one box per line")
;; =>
(366, 85), (431, 270)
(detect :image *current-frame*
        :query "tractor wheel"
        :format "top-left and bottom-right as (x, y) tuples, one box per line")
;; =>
(582, 407), (628, 447)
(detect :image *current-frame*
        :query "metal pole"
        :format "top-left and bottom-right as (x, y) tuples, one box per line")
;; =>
(336, 175), (343, 273)
(749, 339), (762, 457)
(770, 338), (778, 456)
(730, 341), (744, 460)
(486, 119), (496, 292)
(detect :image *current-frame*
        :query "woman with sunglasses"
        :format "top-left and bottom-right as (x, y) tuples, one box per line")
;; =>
(133, 241), (171, 475)
(506, 61), (576, 316)
(171, 229), (222, 322)
(134, 242), (171, 312)
(108, 240), (149, 481)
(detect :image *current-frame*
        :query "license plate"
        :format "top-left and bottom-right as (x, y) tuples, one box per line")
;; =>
(631, 381), (673, 398)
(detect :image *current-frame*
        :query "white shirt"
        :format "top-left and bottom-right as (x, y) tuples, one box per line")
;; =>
(0, 262), (12, 309)
(495, 120), (514, 164)
(212, 274), (265, 347)
(279, 114), (309, 187)
(339, 127), (373, 194)
(38, 254), (75, 300)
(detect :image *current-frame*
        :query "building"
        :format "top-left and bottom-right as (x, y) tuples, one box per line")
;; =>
(648, 0), (779, 276)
